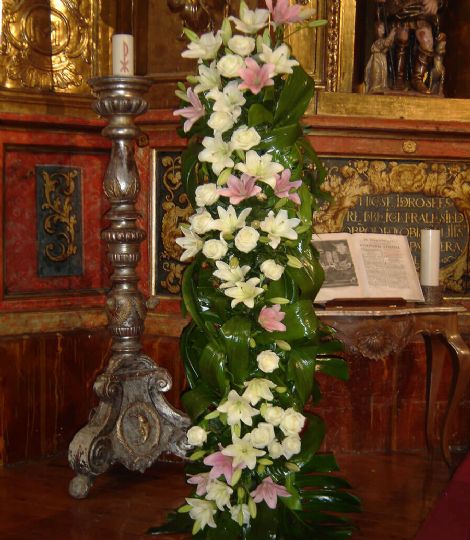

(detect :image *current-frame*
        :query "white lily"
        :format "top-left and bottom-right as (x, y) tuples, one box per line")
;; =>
(182, 31), (222, 60)
(222, 433), (266, 470)
(235, 150), (284, 189)
(260, 209), (300, 249)
(205, 479), (233, 510)
(199, 134), (234, 175)
(229, 1), (269, 34)
(208, 82), (246, 120)
(175, 226), (203, 261)
(224, 277), (264, 308)
(230, 503), (251, 526)
(213, 260), (250, 288)
(217, 389), (259, 426)
(212, 205), (252, 235)
(243, 378), (277, 405)
(186, 498), (217, 530)
(259, 44), (299, 75)
(194, 61), (221, 94)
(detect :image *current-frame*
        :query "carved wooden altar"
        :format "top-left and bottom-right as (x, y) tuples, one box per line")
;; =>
(318, 304), (470, 466)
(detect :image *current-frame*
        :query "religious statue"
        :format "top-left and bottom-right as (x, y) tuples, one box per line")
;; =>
(167, 0), (231, 35)
(364, 22), (396, 93)
(370, 0), (447, 95)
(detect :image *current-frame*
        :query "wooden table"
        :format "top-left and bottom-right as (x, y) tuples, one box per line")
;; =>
(317, 304), (470, 466)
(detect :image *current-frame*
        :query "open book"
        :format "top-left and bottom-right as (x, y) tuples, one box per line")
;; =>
(312, 233), (424, 304)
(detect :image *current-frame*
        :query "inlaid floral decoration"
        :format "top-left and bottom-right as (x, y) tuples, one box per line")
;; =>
(149, 1), (360, 538)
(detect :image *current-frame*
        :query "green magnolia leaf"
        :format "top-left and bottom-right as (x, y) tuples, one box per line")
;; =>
(181, 382), (218, 422)
(246, 502), (279, 540)
(182, 259), (206, 331)
(272, 300), (320, 342)
(248, 103), (274, 127)
(180, 321), (206, 388)
(287, 349), (315, 406)
(274, 65), (314, 126)
(257, 123), (303, 152)
(299, 452), (339, 474)
(303, 490), (361, 514)
(147, 511), (192, 535)
(199, 341), (229, 395)
(316, 356), (349, 381)
(220, 316), (252, 384)
(181, 143), (203, 208)
(291, 413), (325, 468)
(295, 474), (352, 490)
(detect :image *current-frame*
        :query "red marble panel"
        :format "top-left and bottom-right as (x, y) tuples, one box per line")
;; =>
(4, 146), (109, 297)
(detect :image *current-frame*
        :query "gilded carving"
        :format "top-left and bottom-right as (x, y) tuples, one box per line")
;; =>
(314, 158), (470, 293)
(156, 154), (193, 295)
(326, 0), (340, 92)
(40, 168), (78, 262)
(1, 0), (92, 92)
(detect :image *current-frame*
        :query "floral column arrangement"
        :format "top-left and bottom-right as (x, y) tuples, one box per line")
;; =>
(150, 1), (360, 538)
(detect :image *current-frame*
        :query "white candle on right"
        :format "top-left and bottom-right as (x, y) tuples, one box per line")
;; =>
(420, 229), (441, 286)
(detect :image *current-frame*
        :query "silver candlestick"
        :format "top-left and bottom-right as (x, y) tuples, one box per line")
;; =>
(68, 76), (190, 499)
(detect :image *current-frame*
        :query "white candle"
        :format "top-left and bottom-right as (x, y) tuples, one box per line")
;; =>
(112, 34), (134, 76)
(420, 229), (440, 286)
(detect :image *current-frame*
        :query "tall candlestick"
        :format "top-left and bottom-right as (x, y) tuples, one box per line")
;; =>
(420, 229), (440, 286)
(112, 34), (134, 76)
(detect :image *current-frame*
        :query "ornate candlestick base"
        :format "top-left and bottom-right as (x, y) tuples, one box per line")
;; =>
(68, 76), (190, 499)
(422, 285), (443, 305)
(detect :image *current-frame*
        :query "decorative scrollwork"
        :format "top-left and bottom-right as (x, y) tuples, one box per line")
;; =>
(40, 168), (78, 262)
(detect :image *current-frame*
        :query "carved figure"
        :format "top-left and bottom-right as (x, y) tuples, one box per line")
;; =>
(377, 0), (446, 94)
(429, 32), (446, 96)
(167, 0), (231, 34)
(364, 22), (396, 93)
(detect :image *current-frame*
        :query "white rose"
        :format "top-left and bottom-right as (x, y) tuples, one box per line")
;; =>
(228, 35), (256, 56)
(190, 210), (215, 235)
(256, 350), (280, 373)
(203, 238), (228, 260)
(268, 439), (283, 459)
(217, 54), (244, 78)
(187, 425), (208, 446)
(234, 226), (259, 253)
(280, 408), (306, 436)
(231, 126), (261, 151)
(260, 259), (285, 281)
(262, 404), (284, 426)
(208, 111), (235, 134)
(195, 183), (220, 207)
(250, 422), (275, 448)
(282, 435), (302, 459)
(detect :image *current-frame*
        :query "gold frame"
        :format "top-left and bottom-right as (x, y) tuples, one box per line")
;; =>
(0, 0), (114, 118)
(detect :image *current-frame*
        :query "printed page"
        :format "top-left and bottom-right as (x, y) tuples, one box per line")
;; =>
(312, 233), (366, 303)
(354, 233), (424, 302)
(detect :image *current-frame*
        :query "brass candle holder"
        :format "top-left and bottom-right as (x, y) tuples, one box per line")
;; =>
(68, 76), (190, 499)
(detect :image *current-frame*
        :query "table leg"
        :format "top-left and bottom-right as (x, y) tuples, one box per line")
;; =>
(424, 334), (446, 456)
(442, 333), (470, 467)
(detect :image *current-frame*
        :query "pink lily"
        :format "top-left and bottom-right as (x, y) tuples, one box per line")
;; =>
(238, 58), (276, 95)
(204, 449), (238, 483)
(265, 0), (303, 25)
(187, 473), (210, 496)
(173, 88), (205, 133)
(258, 304), (286, 332)
(274, 169), (302, 205)
(219, 174), (262, 204)
(250, 476), (290, 509)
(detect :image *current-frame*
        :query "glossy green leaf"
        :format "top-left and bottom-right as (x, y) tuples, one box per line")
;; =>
(274, 65), (314, 126)
(316, 356), (349, 381)
(220, 316), (252, 384)
(181, 143), (202, 208)
(299, 453), (339, 474)
(295, 474), (352, 490)
(180, 321), (206, 388)
(291, 413), (325, 468)
(287, 349), (315, 406)
(303, 490), (361, 514)
(246, 502), (279, 540)
(257, 123), (303, 152)
(248, 103), (274, 127)
(271, 300), (320, 342)
(181, 259), (206, 332)
(147, 511), (192, 535)
(181, 382), (218, 422)
(199, 341), (229, 395)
